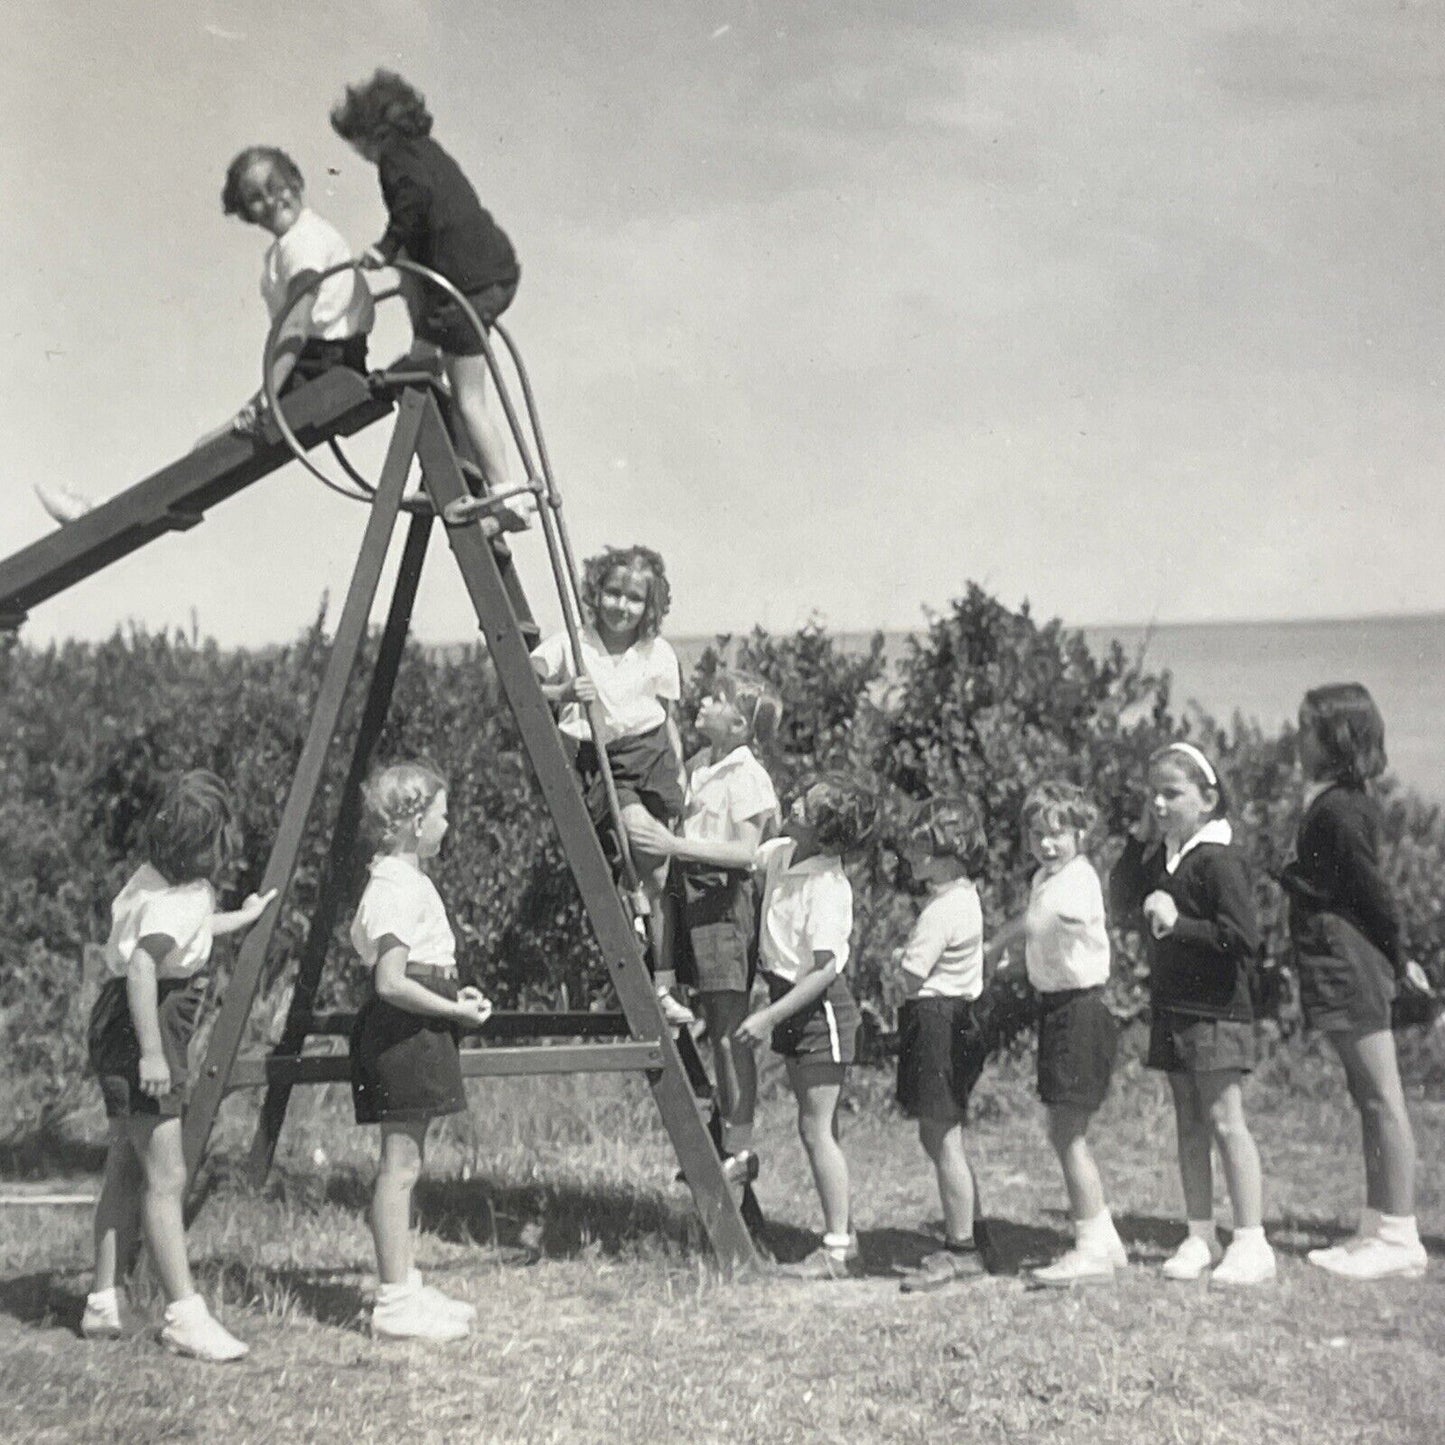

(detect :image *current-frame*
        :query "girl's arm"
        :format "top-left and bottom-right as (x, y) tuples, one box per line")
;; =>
(211, 888), (278, 938)
(1154, 852), (1259, 958)
(126, 939), (172, 1096)
(735, 952), (839, 1043)
(1107, 835), (1158, 923)
(373, 941), (483, 1023)
(627, 810), (764, 870)
(663, 701), (687, 798)
(895, 902), (952, 998)
(1321, 798), (1403, 966)
(376, 151), (427, 264)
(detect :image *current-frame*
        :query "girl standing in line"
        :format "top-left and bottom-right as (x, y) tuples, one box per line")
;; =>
(350, 762), (493, 1342)
(83, 771), (274, 1360)
(991, 780), (1126, 1286)
(889, 798), (992, 1295)
(1285, 684), (1427, 1280)
(1109, 742), (1275, 1288)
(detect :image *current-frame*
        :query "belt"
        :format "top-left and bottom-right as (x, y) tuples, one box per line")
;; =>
(404, 962), (458, 983)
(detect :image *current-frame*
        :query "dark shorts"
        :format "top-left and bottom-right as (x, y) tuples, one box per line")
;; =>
(1147, 1010), (1256, 1075)
(895, 995), (988, 1121)
(282, 334), (370, 392)
(88, 974), (206, 1119)
(350, 968), (467, 1125)
(766, 972), (859, 1065)
(414, 277), (519, 356)
(676, 867), (757, 995)
(1295, 916), (1398, 1035)
(1037, 986), (1117, 1111)
(577, 724), (686, 837)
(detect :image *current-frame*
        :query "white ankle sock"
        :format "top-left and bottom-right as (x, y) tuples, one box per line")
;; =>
(376, 1281), (414, 1306)
(164, 1293), (206, 1325)
(822, 1232), (853, 1253)
(1231, 1225), (1266, 1246)
(86, 1287), (118, 1309)
(1378, 1214), (1419, 1247)
(1076, 1210), (1115, 1249)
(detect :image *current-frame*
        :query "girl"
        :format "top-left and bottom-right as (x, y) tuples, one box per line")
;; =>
(530, 546), (691, 1025)
(1284, 684), (1427, 1280)
(889, 798), (991, 1295)
(991, 780), (1125, 1287)
(737, 774), (876, 1281)
(331, 70), (531, 531)
(83, 771), (274, 1361)
(1109, 742), (1275, 1287)
(217, 145), (376, 439)
(349, 762), (493, 1342)
(629, 672), (783, 1181)
(33, 147), (375, 524)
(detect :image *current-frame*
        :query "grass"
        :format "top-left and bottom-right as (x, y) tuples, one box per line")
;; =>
(1, 1033), (1443, 1444)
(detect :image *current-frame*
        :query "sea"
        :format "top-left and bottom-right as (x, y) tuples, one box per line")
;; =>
(677, 613), (1445, 802)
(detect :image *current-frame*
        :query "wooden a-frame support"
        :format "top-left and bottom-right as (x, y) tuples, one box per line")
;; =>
(181, 387), (762, 1274)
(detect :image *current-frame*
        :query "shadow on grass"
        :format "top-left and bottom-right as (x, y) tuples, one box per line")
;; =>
(0, 1271), (67, 1329)
(0, 1133), (107, 1180)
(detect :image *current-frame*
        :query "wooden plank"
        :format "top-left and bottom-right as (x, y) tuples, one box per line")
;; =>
(181, 392), (424, 1185)
(294, 1010), (633, 1039)
(226, 1042), (664, 1089)
(0, 369), (390, 625)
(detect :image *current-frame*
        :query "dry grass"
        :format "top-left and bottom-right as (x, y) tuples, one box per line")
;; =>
(1, 1037), (1442, 1444)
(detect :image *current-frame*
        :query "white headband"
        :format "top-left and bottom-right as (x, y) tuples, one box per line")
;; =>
(1160, 741), (1218, 788)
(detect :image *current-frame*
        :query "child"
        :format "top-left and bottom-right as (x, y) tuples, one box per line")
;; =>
(629, 672), (783, 1181)
(1284, 684), (1427, 1279)
(218, 145), (376, 437)
(889, 798), (991, 1295)
(349, 762), (493, 1342)
(1109, 742), (1275, 1287)
(737, 773), (876, 1280)
(991, 781), (1126, 1286)
(83, 771), (274, 1360)
(34, 147), (375, 524)
(530, 545), (691, 1025)
(331, 70), (531, 531)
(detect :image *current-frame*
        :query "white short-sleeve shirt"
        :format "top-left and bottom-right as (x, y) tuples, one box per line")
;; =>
(103, 864), (216, 981)
(530, 627), (681, 745)
(350, 855), (457, 971)
(898, 880), (985, 1000)
(1024, 854), (1111, 993)
(682, 745), (779, 844)
(262, 208), (376, 343)
(757, 838), (853, 984)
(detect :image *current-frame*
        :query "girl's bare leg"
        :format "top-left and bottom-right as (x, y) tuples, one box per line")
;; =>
(371, 1120), (429, 1286)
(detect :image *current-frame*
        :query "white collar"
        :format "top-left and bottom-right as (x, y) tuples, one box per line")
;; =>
(1302, 779), (1338, 811)
(696, 744), (754, 776)
(370, 853), (423, 881)
(1165, 817), (1232, 874)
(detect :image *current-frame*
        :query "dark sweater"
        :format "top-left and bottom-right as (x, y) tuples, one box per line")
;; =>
(1281, 783), (1401, 970)
(375, 136), (519, 293)
(1109, 834), (1259, 1021)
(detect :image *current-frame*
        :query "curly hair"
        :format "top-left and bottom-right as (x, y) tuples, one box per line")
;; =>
(796, 772), (877, 855)
(361, 761), (448, 852)
(1021, 779), (1099, 841)
(1148, 741), (1230, 818)
(1301, 682), (1387, 786)
(579, 546), (672, 641)
(145, 770), (241, 884)
(221, 146), (304, 219)
(714, 670), (782, 753)
(904, 794), (987, 875)
(330, 70), (433, 149)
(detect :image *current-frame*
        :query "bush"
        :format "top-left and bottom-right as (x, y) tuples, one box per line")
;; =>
(3, 586), (1443, 1142)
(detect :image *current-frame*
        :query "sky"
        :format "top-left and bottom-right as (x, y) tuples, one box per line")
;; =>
(3, 0), (1443, 647)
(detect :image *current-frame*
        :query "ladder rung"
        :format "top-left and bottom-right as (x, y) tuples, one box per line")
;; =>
(224, 1041), (664, 1089)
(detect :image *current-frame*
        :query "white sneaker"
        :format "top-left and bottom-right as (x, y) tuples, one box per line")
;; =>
(1032, 1248), (1116, 1288)
(35, 482), (96, 524)
(410, 1269), (476, 1322)
(80, 1289), (124, 1340)
(1308, 1232), (1371, 1269)
(1311, 1236), (1428, 1281)
(1212, 1235), (1277, 1288)
(371, 1288), (469, 1342)
(656, 990), (696, 1028)
(159, 1297), (249, 1362)
(1162, 1234), (1223, 1280)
